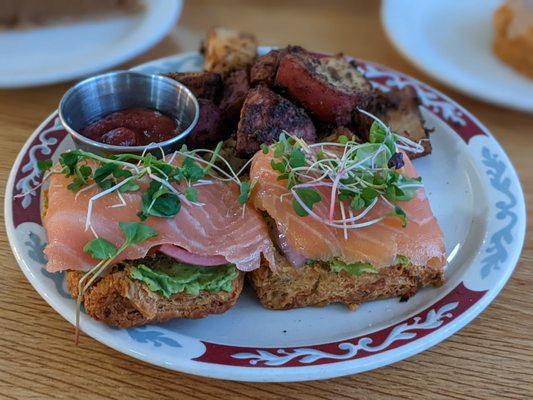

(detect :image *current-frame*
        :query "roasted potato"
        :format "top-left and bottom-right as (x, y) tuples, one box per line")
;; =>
(275, 50), (372, 124)
(165, 71), (222, 101)
(203, 27), (258, 73)
(236, 85), (316, 157)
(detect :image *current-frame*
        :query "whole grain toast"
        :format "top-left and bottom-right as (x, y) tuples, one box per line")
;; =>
(67, 267), (245, 328)
(248, 251), (444, 310)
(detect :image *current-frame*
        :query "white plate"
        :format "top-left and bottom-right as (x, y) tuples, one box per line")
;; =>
(381, 0), (533, 112)
(4, 51), (526, 382)
(0, 0), (182, 88)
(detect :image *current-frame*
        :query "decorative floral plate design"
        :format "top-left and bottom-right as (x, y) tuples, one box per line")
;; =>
(5, 50), (526, 382)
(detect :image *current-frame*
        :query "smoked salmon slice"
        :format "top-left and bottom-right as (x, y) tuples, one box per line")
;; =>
(44, 170), (276, 272)
(249, 150), (446, 269)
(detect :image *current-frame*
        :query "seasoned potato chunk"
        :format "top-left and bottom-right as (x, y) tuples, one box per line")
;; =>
(203, 27), (258, 73)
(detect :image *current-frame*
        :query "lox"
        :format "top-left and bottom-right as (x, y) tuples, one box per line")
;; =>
(250, 149), (446, 269)
(44, 168), (276, 273)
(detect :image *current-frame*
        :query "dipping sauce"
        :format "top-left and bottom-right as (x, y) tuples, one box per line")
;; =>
(82, 107), (179, 146)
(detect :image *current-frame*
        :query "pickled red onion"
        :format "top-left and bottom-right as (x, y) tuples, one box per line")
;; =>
(275, 223), (307, 268)
(159, 244), (228, 266)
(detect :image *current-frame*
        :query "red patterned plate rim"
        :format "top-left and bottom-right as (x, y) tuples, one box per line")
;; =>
(4, 51), (526, 381)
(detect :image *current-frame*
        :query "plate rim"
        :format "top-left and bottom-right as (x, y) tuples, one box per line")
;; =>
(0, 0), (183, 88)
(380, 0), (533, 113)
(4, 51), (527, 382)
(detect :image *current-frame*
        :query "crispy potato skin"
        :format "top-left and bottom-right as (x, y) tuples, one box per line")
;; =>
(186, 99), (223, 149)
(236, 85), (316, 156)
(219, 69), (250, 128)
(250, 49), (283, 87)
(164, 71), (222, 101)
(275, 53), (371, 125)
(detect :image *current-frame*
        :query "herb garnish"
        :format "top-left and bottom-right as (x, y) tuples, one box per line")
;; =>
(75, 221), (157, 343)
(266, 111), (425, 236)
(49, 144), (252, 234)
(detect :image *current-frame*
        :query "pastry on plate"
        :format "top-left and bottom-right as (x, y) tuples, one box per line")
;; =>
(247, 127), (445, 310)
(493, 0), (533, 78)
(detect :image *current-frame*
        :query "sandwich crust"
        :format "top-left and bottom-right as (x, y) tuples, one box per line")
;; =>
(66, 268), (245, 328)
(249, 252), (444, 310)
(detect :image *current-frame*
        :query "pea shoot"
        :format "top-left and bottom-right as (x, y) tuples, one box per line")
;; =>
(76, 221), (157, 344)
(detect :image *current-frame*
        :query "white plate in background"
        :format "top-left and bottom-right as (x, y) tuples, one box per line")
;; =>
(0, 0), (182, 88)
(381, 0), (533, 112)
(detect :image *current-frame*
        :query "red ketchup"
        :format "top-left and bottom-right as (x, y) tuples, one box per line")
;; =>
(82, 107), (179, 146)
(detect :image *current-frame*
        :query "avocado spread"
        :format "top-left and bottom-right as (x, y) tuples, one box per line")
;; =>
(130, 261), (238, 298)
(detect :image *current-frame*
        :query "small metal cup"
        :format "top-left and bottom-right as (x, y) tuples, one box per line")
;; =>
(58, 71), (199, 155)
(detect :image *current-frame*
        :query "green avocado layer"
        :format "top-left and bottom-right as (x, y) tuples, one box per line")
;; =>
(329, 260), (379, 276)
(129, 261), (238, 298)
(325, 255), (412, 276)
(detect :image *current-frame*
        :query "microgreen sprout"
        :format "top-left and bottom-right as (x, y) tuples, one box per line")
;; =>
(42, 143), (253, 233)
(75, 221), (157, 344)
(266, 113), (425, 237)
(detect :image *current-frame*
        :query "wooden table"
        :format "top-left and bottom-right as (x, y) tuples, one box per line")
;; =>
(1, 1), (531, 399)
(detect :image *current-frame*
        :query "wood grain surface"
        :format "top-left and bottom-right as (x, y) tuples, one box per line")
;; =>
(0, 1), (531, 399)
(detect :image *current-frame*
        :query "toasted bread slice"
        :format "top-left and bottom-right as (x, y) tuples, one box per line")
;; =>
(202, 27), (258, 73)
(67, 265), (245, 328)
(248, 251), (443, 310)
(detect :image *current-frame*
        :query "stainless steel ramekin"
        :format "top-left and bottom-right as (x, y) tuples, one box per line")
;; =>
(58, 71), (199, 155)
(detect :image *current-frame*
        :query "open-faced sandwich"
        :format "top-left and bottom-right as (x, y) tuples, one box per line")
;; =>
(247, 119), (445, 310)
(41, 146), (275, 329)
